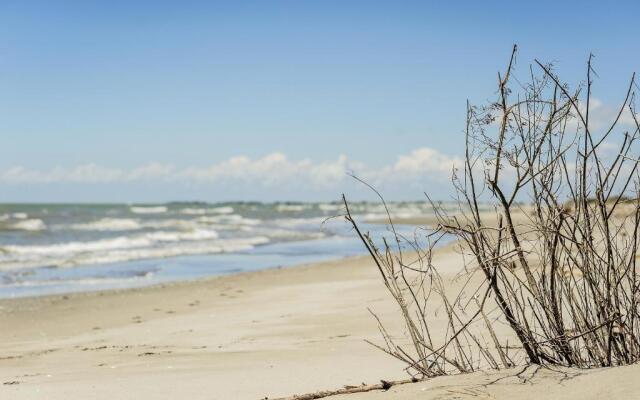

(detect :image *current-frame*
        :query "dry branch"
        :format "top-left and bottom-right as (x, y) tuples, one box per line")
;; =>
(263, 378), (418, 400)
(344, 46), (640, 378)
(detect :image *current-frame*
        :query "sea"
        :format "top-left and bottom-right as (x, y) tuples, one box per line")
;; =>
(0, 201), (453, 298)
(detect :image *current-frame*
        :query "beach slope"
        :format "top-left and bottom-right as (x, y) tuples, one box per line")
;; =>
(1, 245), (638, 399)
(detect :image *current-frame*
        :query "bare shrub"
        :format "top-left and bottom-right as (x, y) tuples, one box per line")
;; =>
(344, 45), (640, 378)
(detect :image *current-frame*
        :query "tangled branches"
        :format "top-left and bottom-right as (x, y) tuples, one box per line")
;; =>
(345, 46), (640, 377)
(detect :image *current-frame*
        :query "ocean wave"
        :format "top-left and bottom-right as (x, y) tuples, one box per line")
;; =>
(144, 229), (218, 242)
(210, 206), (234, 214)
(179, 208), (208, 215)
(275, 204), (309, 212)
(65, 218), (200, 232)
(0, 234), (269, 270)
(272, 216), (328, 226)
(360, 211), (426, 222)
(68, 218), (143, 231)
(130, 206), (168, 214)
(1, 273), (155, 288)
(2, 229), (219, 256)
(142, 219), (201, 230)
(64, 236), (270, 267)
(5, 219), (47, 231)
(318, 203), (341, 212)
(3, 236), (151, 256)
(197, 214), (261, 226)
(253, 228), (325, 240)
(179, 206), (235, 215)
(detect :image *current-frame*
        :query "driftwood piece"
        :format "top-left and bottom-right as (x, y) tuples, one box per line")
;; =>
(263, 378), (419, 400)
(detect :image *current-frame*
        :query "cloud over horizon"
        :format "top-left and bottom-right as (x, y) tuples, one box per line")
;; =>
(0, 147), (463, 201)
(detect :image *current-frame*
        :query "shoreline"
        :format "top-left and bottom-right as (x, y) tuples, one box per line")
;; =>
(0, 214), (432, 300)
(0, 201), (439, 299)
(0, 251), (370, 304)
(0, 235), (368, 300)
(0, 252), (357, 302)
(3, 242), (638, 400)
(0, 250), (411, 399)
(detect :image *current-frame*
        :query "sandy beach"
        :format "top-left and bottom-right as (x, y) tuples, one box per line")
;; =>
(1, 241), (638, 400)
(3, 2), (637, 399)
(0, 251), (407, 400)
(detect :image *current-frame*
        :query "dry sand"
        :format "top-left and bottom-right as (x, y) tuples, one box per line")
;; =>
(1, 243), (638, 399)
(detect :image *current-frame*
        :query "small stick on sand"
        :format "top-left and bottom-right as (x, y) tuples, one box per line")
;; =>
(264, 377), (419, 400)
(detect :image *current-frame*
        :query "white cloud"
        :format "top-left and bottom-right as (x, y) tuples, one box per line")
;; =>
(0, 163), (166, 184)
(0, 147), (461, 189)
(569, 97), (639, 133)
(388, 147), (463, 175)
(177, 153), (355, 187)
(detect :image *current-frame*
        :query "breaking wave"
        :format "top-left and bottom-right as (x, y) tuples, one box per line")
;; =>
(130, 206), (168, 214)
(68, 218), (143, 231)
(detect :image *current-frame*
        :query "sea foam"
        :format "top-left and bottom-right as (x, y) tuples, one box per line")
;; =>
(6, 219), (47, 231)
(130, 206), (168, 214)
(69, 218), (143, 231)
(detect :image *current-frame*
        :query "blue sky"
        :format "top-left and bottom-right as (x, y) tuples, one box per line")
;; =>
(0, 1), (638, 202)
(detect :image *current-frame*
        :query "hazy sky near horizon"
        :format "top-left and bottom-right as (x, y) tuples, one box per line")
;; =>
(0, 1), (639, 202)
